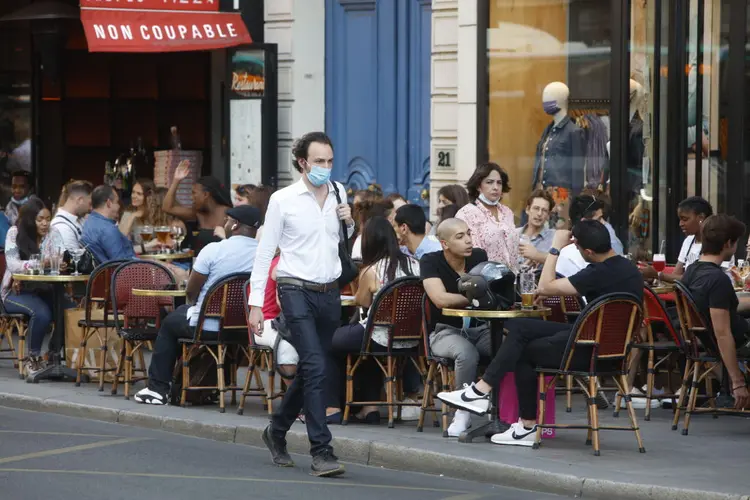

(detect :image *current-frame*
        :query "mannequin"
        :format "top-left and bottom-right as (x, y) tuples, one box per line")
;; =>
(531, 82), (585, 225)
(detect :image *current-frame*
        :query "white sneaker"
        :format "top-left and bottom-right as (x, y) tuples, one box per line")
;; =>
(437, 383), (491, 415)
(490, 420), (537, 447)
(134, 388), (167, 405)
(446, 410), (472, 437)
(394, 398), (421, 421)
(617, 387), (660, 409)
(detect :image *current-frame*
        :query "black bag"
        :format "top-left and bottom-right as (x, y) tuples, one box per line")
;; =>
(169, 347), (232, 406)
(63, 247), (96, 275)
(332, 183), (358, 287)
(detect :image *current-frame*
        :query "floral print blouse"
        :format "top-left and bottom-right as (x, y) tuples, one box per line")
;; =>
(456, 201), (520, 273)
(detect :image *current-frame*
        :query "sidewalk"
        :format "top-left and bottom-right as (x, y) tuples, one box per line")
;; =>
(0, 365), (748, 500)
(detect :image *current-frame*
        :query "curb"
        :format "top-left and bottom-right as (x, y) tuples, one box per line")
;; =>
(0, 393), (746, 500)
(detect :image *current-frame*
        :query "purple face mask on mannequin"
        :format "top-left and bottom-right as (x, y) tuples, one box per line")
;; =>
(543, 100), (561, 115)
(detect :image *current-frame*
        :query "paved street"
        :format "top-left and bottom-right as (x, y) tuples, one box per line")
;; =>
(0, 407), (565, 500)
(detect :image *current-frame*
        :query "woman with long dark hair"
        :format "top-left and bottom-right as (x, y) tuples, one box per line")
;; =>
(2, 196), (67, 378)
(325, 216), (419, 424)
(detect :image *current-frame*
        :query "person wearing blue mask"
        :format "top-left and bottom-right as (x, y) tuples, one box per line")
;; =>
(5, 171), (32, 226)
(248, 131), (354, 478)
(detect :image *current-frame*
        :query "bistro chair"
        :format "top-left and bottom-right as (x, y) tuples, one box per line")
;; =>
(613, 285), (683, 420)
(533, 293), (645, 456)
(671, 282), (750, 434)
(178, 273), (250, 413)
(342, 276), (426, 428)
(0, 297), (28, 377)
(110, 260), (176, 399)
(237, 280), (285, 417)
(75, 259), (129, 390)
(418, 292), (450, 435)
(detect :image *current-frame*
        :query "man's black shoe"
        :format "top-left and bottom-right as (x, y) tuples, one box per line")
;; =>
(310, 450), (345, 477)
(262, 425), (294, 467)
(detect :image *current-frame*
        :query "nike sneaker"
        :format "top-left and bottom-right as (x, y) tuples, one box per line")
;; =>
(490, 420), (537, 447)
(437, 383), (490, 415)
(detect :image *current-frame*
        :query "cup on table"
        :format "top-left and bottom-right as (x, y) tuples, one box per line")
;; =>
(48, 250), (62, 276)
(155, 226), (171, 253)
(653, 253), (666, 286)
(140, 225), (154, 246)
(29, 254), (41, 275)
(519, 270), (536, 309)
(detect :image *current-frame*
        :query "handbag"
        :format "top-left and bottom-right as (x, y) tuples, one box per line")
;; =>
(63, 247), (96, 275)
(332, 183), (358, 287)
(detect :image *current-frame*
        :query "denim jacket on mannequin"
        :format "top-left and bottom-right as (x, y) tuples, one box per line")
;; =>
(531, 116), (586, 194)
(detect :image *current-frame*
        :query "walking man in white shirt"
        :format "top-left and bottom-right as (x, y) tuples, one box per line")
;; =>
(249, 132), (353, 478)
(50, 180), (93, 252)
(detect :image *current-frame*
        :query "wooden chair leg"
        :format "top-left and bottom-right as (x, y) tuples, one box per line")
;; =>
(217, 346), (227, 413)
(440, 366), (451, 437)
(645, 347), (656, 421)
(123, 342), (133, 400)
(533, 373), (546, 449)
(586, 392), (593, 446)
(97, 329), (109, 392)
(681, 362), (702, 436)
(111, 341), (126, 396)
(589, 376), (601, 456)
(417, 362), (435, 432)
(237, 350), (255, 416)
(262, 352), (272, 414)
(342, 354), (353, 425)
(386, 357), (395, 428)
(565, 374), (573, 412)
(16, 320), (27, 379)
(75, 328), (90, 387)
(621, 375), (646, 453)
(672, 359), (693, 430)
(180, 344), (190, 407)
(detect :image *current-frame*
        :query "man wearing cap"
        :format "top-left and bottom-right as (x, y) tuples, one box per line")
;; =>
(134, 205), (261, 406)
(248, 131), (353, 478)
(163, 160), (232, 253)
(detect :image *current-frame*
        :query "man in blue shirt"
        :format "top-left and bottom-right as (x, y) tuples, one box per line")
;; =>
(134, 205), (261, 406)
(394, 204), (442, 259)
(81, 185), (136, 264)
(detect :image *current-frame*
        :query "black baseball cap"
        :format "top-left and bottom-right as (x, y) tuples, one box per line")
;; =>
(226, 205), (262, 228)
(196, 176), (232, 207)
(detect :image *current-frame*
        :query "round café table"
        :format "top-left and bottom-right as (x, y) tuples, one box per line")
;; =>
(140, 250), (194, 262)
(442, 305), (551, 443)
(12, 273), (91, 383)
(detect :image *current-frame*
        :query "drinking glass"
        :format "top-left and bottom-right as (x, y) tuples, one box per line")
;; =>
(70, 248), (86, 276)
(155, 226), (170, 253)
(653, 253), (666, 287)
(48, 249), (62, 276)
(29, 254), (41, 275)
(171, 225), (185, 252)
(140, 225), (154, 246)
(519, 271), (536, 309)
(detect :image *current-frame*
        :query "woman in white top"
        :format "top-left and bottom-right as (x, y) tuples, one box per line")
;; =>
(326, 216), (420, 424)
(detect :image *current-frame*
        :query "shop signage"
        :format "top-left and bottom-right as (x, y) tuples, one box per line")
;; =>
(80, 0), (219, 12)
(79, 8), (252, 52)
(229, 49), (265, 98)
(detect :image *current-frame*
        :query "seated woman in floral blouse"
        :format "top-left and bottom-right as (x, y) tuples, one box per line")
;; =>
(455, 162), (519, 273)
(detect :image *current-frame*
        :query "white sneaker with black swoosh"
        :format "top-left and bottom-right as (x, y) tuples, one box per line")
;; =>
(490, 420), (537, 447)
(437, 383), (490, 415)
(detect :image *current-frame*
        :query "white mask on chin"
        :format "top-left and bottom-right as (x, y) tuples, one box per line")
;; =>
(478, 193), (499, 206)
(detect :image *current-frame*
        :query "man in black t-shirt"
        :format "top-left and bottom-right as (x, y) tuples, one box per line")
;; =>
(680, 214), (750, 410)
(420, 218), (490, 436)
(438, 220), (643, 447)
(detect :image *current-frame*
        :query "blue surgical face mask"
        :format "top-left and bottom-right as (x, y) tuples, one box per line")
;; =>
(543, 100), (561, 115)
(478, 193), (499, 206)
(306, 164), (331, 187)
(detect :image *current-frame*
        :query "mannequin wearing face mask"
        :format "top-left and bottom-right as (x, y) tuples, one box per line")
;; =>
(531, 82), (585, 224)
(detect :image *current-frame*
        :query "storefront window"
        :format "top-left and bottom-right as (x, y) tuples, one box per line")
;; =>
(487, 0), (611, 228)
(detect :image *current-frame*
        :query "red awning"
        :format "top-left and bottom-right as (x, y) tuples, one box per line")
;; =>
(79, 1), (252, 53)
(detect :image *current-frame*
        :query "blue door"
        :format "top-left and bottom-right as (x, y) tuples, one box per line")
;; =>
(325, 0), (431, 207)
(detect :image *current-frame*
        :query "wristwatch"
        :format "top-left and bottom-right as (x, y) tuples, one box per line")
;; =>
(549, 248), (560, 257)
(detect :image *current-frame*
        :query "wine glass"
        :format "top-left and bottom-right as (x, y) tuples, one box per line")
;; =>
(140, 225), (154, 247)
(653, 253), (666, 287)
(70, 248), (86, 276)
(171, 225), (185, 252)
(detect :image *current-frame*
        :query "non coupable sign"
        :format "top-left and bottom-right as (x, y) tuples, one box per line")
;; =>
(80, 0), (219, 12)
(80, 9), (251, 52)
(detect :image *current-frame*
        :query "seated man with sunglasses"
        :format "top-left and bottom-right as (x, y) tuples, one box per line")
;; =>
(437, 220), (642, 447)
(556, 194), (624, 277)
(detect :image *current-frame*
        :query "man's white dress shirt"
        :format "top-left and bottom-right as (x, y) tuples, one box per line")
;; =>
(249, 179), (352, 307)
(50, 208), (84, 253)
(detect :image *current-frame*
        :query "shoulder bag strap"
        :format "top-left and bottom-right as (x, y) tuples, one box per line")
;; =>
(331, 182), (349, 248)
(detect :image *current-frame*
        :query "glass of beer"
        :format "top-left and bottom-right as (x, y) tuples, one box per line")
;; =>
(155, 226), (171, 253)
(519, 271), (536, 309)
(140, 225), (154, 246)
